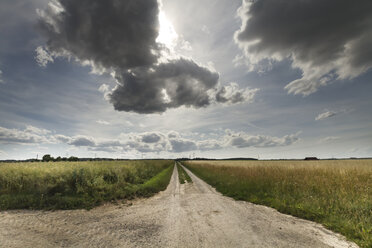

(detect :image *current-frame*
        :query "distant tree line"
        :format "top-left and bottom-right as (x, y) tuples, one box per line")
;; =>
(176, 157), (258, 161)
(42, 154), (79, 162)
(0, 157), (131, 163)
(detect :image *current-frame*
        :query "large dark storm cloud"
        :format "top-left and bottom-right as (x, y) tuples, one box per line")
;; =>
(38, 0), (160, 70)
(236, 0), (372, 96)
(37, 0), (254, 113)
(110, 58), (219, 113)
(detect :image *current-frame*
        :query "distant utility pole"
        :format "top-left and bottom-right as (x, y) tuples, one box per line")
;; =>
(36, 154), (38, 160)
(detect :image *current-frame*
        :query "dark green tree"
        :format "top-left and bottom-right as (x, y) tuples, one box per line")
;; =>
(68, 156), (79, 161)
(42, 154), (54, 162)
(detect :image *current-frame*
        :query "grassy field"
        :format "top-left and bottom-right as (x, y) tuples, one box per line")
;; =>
(183, 159), (372, 248)
(176, 162), (192, 184)
(0, 160), (174, 210)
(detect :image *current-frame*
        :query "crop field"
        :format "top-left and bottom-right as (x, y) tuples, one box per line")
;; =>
(0, 160), (174, 210)
(182, 159), (372, 248)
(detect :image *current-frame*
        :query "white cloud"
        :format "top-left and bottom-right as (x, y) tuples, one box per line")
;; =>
(98, 83), (111, 100)
(0, 70), (3, 84)
(167, 131), (180, 139)
(121, 132), (169, 153)
(197, 139), (222, 151)
(319, 136), (340, 143)
(232, 54), (245, 68)
(179, 40), (193, 51)
(225, 130), (300, 148)
(315, 111), (337, 121)
(98, 84), (109, 93)
(53, 134), (71, 143)
(25, 125), (51, 135)
(0, 126), (51, 144)
(102, 130), (299, 153)
(215, 82), (259, 104)
(96, 120), (110, 125)
(35, 46), (54, 67)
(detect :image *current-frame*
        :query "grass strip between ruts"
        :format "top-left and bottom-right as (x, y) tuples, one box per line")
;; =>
(177, 163), (192, 184)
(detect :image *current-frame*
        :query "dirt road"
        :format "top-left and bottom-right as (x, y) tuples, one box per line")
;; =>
(0, 164), (358, 247)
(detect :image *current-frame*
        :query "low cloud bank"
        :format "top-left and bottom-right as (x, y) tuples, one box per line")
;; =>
(0, 125), (300, 154)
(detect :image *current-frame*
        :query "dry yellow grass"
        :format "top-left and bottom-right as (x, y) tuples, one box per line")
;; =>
(187, 159), (372, 168)
(183, 159), (372, 248)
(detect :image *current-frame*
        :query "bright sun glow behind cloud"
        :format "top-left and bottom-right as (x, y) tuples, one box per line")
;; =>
(156, 11), (178, 49)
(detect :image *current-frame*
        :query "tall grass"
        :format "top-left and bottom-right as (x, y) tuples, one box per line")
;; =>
(183, 160), (372, 248)
(0, 160), (174, 210)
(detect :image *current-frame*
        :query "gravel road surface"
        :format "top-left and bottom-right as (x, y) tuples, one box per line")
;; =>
(0, 163), (358, 248)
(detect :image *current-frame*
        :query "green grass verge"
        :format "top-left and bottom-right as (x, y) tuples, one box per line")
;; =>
(0, 160), (174, 210)
(138, 163), (174, 196)
(183, 160), (372, 248)
(177, 163), (192, 184)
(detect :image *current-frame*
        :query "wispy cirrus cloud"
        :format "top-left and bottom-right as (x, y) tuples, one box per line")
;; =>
(315, 111), (337, 121)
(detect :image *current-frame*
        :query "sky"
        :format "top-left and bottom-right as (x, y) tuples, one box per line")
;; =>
(0, 0), (372, 160)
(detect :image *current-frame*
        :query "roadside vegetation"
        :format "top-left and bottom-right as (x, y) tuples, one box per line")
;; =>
(0, 160), (174, 210)
(176, 163), (192, 184)
(183, 159), (372, 248)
